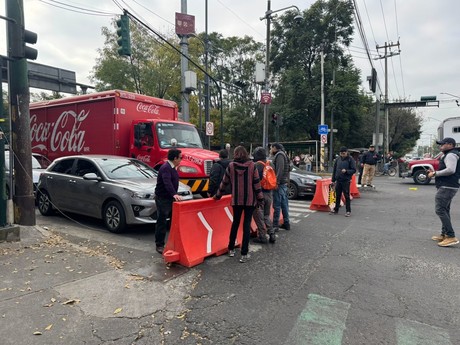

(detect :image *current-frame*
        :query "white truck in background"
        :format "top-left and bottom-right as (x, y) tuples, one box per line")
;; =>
(437, 117), (460, 142)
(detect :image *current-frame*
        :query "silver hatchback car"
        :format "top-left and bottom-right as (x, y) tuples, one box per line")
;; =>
(36, 155), (193, 233)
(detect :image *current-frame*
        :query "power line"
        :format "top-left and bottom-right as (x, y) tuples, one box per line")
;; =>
(38, 0), (115, 16)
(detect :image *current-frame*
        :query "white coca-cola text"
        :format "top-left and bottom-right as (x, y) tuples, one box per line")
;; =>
(136, 102), (160, 115)
(30, 109), (89, 153)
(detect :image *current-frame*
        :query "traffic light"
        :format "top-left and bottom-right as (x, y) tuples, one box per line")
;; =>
(271, 113), (278, 125)
(369, 67), (377, 93)
(9, 23), (38, 60)
(116, 14), (131, 56)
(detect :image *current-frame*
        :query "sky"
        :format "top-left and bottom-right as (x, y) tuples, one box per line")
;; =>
(1, 0), (459, 148)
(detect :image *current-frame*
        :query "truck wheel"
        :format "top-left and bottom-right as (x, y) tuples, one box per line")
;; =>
(103, 200), (126, 233)
(287, 182), (298, 200)
(37, 190), (54, 216)
(413, 170), (431, 185)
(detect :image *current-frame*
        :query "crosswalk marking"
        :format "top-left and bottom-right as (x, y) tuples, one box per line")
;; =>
(396, 319), (452, 345)
(285, 294), (350, 345)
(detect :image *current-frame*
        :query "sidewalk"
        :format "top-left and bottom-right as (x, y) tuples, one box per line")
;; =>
(0, 225), (195, 345)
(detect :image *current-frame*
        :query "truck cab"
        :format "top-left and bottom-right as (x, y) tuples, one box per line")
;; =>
(131, 120), (217, 193)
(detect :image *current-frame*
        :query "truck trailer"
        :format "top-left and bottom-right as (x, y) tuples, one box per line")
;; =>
(30, 90), (218, 193)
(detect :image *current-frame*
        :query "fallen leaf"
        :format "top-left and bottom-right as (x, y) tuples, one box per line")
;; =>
(62, 299), (80, 305)
(45, 324), (53, 331)
(51, 298), (56, 303)
(113, 307), (123, 314)
(33, 331), (42, 335)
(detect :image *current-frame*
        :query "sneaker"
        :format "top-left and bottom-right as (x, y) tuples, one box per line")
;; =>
(228, 249), (236, 257)
(269, 234), (276, 243)
(156, 246), (164, 254)
(280, 222), (290, 230)
(366, 184), (373, 187)
(253, 237), (268, 244)
(239, 255), (249, 263)
(357, 184), (362, 188)
(431, 234), (446, 242)
(438, 237), (459, 247)
(329, 210), (338, 215)
(274, 227), (280, 233)
(345, 212), (351, 217)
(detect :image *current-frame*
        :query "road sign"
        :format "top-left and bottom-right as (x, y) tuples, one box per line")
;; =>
(205, 121), (214, 136)
(261, 92), (272, 104)
(318, 124), (328, 135)
(321, 134), (327, 144)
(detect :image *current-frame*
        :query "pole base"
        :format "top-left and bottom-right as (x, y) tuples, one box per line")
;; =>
(0, 225), (20, 243)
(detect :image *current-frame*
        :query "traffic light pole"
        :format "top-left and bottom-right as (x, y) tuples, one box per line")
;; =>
(6, 0), (36, 226)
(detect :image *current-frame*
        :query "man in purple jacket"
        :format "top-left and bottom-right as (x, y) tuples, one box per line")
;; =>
(154, 149), (184, 254)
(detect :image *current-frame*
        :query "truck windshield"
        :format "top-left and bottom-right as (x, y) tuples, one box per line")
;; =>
(156, 122), (203, 149)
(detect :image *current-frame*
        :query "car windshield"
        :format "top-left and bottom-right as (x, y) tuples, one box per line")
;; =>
(96, 158), (157, 179)
(156, 122), (203, 148)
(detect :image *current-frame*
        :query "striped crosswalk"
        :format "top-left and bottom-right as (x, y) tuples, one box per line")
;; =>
(288, 199), (315, 224)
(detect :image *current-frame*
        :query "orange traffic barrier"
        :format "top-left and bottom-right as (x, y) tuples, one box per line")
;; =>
(163, 195), (243, 267)
(310, 178), (333, 212)
(350, 174), (360, 198)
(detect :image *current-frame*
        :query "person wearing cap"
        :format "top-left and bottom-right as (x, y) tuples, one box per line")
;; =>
(427, 137), (460, 247)
(360, 144), (381, 187)
(330, 147), (356, 216)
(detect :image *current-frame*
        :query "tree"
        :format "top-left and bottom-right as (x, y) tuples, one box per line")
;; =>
(90, 20), (181, 102)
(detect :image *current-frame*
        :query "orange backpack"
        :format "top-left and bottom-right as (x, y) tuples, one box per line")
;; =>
(259, 161), (277, 190)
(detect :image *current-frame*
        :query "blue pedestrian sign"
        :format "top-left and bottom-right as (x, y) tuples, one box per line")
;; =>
(318, 124), (328, 135)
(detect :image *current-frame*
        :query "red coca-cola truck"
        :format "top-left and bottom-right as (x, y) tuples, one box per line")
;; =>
(29, 90), (218, 193)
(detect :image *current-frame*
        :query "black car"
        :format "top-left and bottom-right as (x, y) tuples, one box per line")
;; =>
(287, 167), (322, 199)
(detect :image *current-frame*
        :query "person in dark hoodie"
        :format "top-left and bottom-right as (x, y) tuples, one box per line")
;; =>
(252, 146), (276, 244)
(214, 146), (264, 263)
(207, 149), (231, 197)
(330, 147), (356, 217)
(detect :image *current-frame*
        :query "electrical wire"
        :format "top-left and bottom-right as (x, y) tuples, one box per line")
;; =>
(38, 0), (116, 16)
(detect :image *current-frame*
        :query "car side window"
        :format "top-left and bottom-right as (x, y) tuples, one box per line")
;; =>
(51, 159), (75, 174)
(75, 160), (98, 177)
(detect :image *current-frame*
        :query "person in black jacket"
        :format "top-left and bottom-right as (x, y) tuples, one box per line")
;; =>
(330, 147), (356, 216)
(360, 145), (380, 187)
(427, 137), (460, 247)
(208, 149), (231, 197)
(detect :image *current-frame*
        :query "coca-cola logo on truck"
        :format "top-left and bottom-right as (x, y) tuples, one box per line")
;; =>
(136, 102), (160, 115)
(30, 109), (89, 153)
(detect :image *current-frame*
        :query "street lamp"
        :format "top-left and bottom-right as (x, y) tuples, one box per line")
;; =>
(440, 92), (460, 107)
(260, 1), (301, 151)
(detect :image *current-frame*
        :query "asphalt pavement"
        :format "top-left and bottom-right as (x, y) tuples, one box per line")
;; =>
(1, 175), (460, 344)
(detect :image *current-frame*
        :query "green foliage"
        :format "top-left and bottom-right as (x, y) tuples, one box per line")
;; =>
(87, 1), (422, 152)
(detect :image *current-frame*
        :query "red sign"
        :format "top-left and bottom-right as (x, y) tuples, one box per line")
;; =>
(261, 92), (272, 105)
(175, 13), (195, 35)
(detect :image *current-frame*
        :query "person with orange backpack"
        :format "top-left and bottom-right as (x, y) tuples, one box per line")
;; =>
(252, 147), (277, 244)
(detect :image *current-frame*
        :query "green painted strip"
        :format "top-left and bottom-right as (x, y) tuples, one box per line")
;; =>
(396, 319), (452, 345)
(285, 293), (350, 345)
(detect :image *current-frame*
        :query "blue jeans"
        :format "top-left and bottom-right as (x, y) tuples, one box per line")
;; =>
(435, 187), (458, 238)
(273, 184), (289, 228)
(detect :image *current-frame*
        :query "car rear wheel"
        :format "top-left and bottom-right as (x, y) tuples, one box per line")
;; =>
(103, 200), (126, 233)
(37, 190), (54, 216)
(287, 182), (298, 200)
(413, 169), (431, 185)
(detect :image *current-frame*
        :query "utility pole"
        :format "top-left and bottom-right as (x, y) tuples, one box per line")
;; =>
(204, 0), (210, 149)
(320, 44), (325, 171)
(179, 0), (189, 122)
(6, 0), (36, 226)
(262, 0), (271, 151)
(376, 41), (400, 156)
